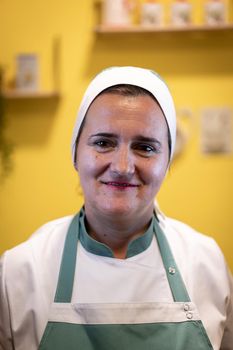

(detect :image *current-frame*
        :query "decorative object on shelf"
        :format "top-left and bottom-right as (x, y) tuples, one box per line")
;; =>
(140, 0), (163, 27)
(201, 107), (232, 154)
(204, 0), (226, 25)
(171, 0), (192, 26)
(102, 0), (135, 26)
(16, 54), (39, 92)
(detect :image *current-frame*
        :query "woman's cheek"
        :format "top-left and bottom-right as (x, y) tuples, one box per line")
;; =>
(145, 159), (167, 184)
(82, 152), (105, 177)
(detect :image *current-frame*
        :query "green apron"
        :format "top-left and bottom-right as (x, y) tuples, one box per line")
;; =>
(39, 212), (214, 350)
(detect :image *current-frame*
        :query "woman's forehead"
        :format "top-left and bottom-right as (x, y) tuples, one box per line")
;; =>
(82, 93), (168, 137)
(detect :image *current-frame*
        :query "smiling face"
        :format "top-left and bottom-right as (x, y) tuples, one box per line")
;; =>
(76, 92), (169, 223)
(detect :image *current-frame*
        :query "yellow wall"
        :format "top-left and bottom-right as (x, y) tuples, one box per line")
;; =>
(0, 0), (233, 270)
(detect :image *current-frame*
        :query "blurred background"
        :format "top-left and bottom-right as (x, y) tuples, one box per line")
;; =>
(0, 0), (232, 270)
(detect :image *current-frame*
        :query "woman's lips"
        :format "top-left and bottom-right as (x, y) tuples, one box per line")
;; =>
(101, 181), (140, 190)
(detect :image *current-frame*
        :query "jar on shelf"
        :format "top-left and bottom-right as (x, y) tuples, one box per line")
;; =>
(204, 0), (226, 25)
(102, 0), (136, 26)
(16, 54), (39, 92)
(171, 0), (192, 26)
(140, 1), (163, 27)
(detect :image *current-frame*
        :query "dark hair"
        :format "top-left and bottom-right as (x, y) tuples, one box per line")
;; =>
(76, 84), (172, 159)
(102, 84), (154, 98)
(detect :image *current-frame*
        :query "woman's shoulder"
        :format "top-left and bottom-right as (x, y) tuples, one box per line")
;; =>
(30, 214), (75, 239)
(158, 212), (232, 290)
(154, 202), (219, 254)
(159, 213), (222, 258)
(1, 214), (76, 272)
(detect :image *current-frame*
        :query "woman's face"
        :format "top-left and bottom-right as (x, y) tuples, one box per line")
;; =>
(76, 93), (169, 221)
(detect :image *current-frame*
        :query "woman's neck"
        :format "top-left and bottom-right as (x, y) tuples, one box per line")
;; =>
(84, 206), (153, 259)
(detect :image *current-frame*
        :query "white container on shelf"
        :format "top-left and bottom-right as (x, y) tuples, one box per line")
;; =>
(102, 0), (134, 26)
(204, 0), (226, 25)
(171, 1), (192, 26)
(141, 2), (163, 27)
(16, 54), (39, 92)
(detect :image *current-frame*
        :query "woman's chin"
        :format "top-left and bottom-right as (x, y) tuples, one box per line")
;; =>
(99, 203), (136, 219)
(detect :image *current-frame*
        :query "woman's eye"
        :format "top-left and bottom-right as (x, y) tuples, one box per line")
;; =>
(140, 145), (154, 152)
(95, 140), (108, 147)
(133, 143), (158, 156)
(93, 139), (115, 151)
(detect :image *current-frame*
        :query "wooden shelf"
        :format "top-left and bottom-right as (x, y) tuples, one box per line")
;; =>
(1, 89), (60, 99)
(95, 23), (233, 34)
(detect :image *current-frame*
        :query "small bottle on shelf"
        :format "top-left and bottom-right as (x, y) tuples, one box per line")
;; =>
(140, 0), (163, 27)
(204, 0), (227, 25)
(171, 0), (192, 26)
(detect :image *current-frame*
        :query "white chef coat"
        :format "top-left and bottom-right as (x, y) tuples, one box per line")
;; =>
(0, 211), (232, 350)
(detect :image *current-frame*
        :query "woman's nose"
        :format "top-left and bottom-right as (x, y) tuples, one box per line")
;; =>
(110, 146), (135, 177)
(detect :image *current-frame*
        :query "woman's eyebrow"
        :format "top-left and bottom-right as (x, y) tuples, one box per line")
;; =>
(90, 132), (117, 138)
(133, 136), (161, 145)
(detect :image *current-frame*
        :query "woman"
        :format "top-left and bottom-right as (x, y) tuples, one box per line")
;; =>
(0, 66), (232, 350)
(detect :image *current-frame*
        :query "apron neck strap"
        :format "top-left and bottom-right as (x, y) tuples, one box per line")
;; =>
(153, 217), (190, 302)
(54, 212), (81, 303)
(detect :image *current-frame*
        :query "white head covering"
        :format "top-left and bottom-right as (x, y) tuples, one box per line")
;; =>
(71, 66), (176, 166)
